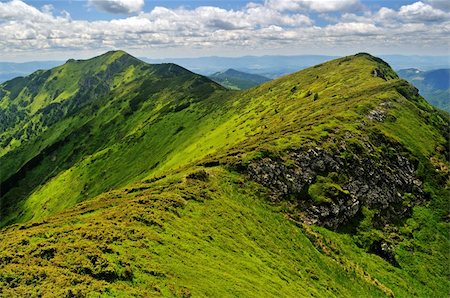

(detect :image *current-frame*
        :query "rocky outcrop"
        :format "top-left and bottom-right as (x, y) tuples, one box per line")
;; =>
(245, 144), (423, 230)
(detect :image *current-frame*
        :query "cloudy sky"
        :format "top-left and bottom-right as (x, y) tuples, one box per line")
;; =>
(0, 0), (449, 61)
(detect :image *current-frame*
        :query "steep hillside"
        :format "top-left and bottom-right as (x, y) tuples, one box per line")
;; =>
(0, 52), (448, 297)
(208, 69), (270, 90)
(398, 68), (450, 111)
(0, 50), (225, 226)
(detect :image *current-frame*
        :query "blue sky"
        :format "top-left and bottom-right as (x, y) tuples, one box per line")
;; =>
(21, 0), (421, 22)
(0, 0), (449, 61)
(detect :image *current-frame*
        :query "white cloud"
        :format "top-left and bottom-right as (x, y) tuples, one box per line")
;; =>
(325, 22), (379, 36)
(342, 1), (450, 24)
(426, 0), (450, 11)
(88, 0), (144, 14)
(0, 0), (449, 58)
(0, 0), (60, 22)
(399, 1), (449, 22)
(41, 4), (54, 14)
(265, 0), (363, 13)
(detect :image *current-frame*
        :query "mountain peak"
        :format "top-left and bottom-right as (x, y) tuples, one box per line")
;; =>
(102, 49), (129, 58)
(223, 68), (241, 74)
(95, 49), (139, 63)
(209, 68), (270, 90)
(63, 50), (139, 66)
(330, 52), (398, 80)
(354, 52), (394, 69)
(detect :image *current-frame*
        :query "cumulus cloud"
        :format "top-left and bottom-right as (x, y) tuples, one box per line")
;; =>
(342, 1), (450, 24)
(398, 1), (450, 22)
(426, 0), (450, 11)
(265, 0), (363, 13)
(88, 0), (144, 14)
(0, 0), (448, 57)
(325, 22), (379, 36)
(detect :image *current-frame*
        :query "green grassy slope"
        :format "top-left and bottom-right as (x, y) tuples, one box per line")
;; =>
(0, 51), (226, 225)
(0, 52), (448, 296)
(0, 167), (446, 297)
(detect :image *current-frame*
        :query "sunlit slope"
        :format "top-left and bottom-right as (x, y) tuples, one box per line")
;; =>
(0, 51), (225, 225)
(0, 167), (445, 297)
(1, 53), (447, 229)
(0, 52), (448, 297)
(156, 53), (447, 172)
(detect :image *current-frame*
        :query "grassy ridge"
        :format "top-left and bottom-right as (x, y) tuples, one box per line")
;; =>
(0, 51), (226, 225)
(0, 52), (448, 296)
(1, 167), (446, 297)
(1, 51), (447, 231)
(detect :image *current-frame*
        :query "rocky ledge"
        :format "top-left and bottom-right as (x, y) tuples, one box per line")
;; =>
(245, 144), (424, 230)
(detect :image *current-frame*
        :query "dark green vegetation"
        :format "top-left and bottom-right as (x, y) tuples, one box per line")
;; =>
(208, 69), (270, 90)
(398, 68), (450, 111)
(0, 51), (449, 297)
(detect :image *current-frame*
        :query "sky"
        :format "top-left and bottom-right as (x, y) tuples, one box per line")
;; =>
(0, 0), (449, 61)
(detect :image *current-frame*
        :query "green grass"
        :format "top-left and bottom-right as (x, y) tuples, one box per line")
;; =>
(0, 167), (447, 296)
(308, 175), (349, 204)
(3, 52), (446, 226)
(0, 52), (448, 297)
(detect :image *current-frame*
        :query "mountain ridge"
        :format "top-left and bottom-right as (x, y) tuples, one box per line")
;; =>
(0, 51), (448, 296)
(0, 50), (225, 225)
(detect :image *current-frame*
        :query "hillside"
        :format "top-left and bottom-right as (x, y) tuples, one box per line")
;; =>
(208, 69), (270, 90)
(398, 68), (450, 111)
(0, 50), (225, 226)
(0, 52), (449, 297)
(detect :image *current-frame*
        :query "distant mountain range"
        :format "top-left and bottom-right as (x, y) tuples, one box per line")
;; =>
(143, 55), (338, 78)
(0, 61), (63, 83)
(2, 55), (449, 84)
(398, 68), (450, 111)
(144, 55), (450, 78)
(208, 69), (270, 90)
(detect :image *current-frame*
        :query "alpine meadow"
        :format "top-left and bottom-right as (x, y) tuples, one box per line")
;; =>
(0, 0), (449, 297)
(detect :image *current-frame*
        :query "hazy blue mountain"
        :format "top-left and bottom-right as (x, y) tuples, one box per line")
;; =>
(0, 61), (63, 83)
(208, 69), (270, 89)
(398, 68), (450, 111)
(143, 55), (339, 78)
(143, 55), (450, 78)
(381, 55), (450, 71)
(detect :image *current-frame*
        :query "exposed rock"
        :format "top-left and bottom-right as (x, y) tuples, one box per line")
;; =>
(367, 101), (396, 123)
(186, 170), (209, 181)
(245, 145), (423, 230)
(367, 109), (385, 121)
(372, 68), (384, 79)
(369, 240), (400, 267)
